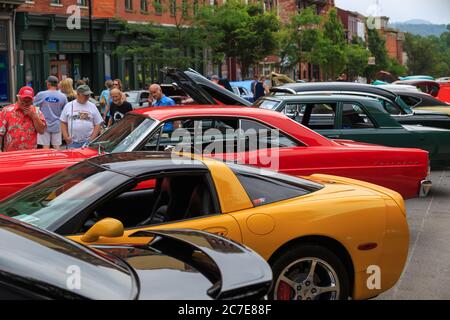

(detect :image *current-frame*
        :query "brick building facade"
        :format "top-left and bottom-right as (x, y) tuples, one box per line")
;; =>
(15, 0), (207, 94)
(376, 16), (405, 66)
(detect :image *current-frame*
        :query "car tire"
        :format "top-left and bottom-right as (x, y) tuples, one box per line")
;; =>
(270, 244), (350, 300)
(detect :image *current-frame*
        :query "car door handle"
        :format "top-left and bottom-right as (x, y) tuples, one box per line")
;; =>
(202, 227), (228, 237)
(327, 135), (341, 139)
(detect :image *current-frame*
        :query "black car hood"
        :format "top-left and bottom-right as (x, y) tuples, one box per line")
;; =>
(99, 229), (272, 300)
(162, 67), (252, 106)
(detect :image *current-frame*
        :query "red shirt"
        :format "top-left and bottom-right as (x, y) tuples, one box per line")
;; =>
(0, 103), (46, 152)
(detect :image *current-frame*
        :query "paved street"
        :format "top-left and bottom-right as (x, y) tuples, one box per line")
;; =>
(377, 168), (450, 299)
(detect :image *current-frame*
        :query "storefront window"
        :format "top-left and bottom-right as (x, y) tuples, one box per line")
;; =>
(0, 52), (9, 102)
(25, 54), (41, 90)
(104, 53), (111, 81)
(0, 21), (9, 102)
(124, 59), (133, 90)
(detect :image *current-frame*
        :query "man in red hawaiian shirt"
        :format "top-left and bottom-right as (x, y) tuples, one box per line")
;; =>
(0, 86), (47, 152)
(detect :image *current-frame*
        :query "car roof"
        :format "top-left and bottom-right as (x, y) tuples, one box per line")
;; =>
(131, 106), (338, 147)
(87, 152), (208, 176)
(134, 105), (287, 121)
(395, 79), (439, 85)
(263, 94), (382, 103)
(277, 82), (398, 97)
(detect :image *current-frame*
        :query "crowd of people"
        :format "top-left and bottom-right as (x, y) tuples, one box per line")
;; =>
(0, 69), (284, 153)
(0, 75), (176, 152)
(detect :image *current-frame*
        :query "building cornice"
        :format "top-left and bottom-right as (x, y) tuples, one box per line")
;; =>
(0, 0), (25, 7)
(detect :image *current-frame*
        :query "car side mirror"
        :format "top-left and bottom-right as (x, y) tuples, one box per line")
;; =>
(81, 218), (124, 243)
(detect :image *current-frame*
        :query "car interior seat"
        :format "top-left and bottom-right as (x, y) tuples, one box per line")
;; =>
(138, 175), (210, 226)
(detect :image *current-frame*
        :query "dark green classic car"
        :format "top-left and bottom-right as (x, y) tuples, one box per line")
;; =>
(256, 94), (450, 167)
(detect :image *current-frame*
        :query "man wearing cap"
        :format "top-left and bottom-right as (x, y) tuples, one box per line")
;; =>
(0, 86), (47, 152)
(34, 76), (68, 149)
(60, 85), (103, 149)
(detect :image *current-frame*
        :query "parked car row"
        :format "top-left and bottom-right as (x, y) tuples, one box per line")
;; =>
(3, 68), (450, 300)
(0, 152), (409, 300)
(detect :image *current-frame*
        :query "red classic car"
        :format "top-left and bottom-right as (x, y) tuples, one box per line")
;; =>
(0, 105), (430, 200)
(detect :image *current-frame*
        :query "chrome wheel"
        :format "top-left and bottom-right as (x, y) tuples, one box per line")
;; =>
(274, 257), (340, 300)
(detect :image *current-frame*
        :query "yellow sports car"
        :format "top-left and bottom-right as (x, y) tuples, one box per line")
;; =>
(0, 152), (409, 300)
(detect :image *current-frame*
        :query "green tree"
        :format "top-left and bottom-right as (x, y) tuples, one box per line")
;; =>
(115, 2), (203, 76)
(365, 28), (389, 81)
(403, 27), (450, 77)
(345, 44), (370, 80)
(315, 8), (347, 80)
(404, 33), (440, 75)
(386, 58), (408, 78)
(196, 0), (280, 78)
(278, 6), (322, 73)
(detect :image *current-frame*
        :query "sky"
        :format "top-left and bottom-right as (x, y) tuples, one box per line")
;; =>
(334, 0), (450, 24)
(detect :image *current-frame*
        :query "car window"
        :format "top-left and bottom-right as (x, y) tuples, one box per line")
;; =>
(239, 119), (300, 149)
(399, 95), (421, 108)
(341, 103), (375, 129)
(140, 92), (150, 100)
(87, 173), (219, 229)
(142, 117), (300, 153)
(89, 114), (155, 153)
(378, 99), (403, 114)
(287, 103), (336, 130)
(229, 164), (323, 207)
(240, 87), (249, 95)
(255, 99), (280, 110)
(126, 92), (139, 103)
(142, 118), (239, 152)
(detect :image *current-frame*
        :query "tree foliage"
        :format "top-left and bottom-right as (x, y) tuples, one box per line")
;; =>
(115, 2), (202, 71)
(316, 8), (348, 80)
(404, 32), (450, 77)
(365, 28), (389, 81)
(278, 6), (322, 73)
(195, 0), (280, 77)
(345, 44), (370, 80)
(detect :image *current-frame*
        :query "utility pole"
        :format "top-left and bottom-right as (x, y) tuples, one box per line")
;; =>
(88, 0), (95, 91)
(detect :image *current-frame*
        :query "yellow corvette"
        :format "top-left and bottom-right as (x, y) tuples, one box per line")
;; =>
(0, 152), (409, 300)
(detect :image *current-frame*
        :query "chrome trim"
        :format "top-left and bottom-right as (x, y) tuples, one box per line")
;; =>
(420, 180), (432, 197)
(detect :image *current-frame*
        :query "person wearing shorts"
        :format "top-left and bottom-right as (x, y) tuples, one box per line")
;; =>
(34, 75), (68, 149)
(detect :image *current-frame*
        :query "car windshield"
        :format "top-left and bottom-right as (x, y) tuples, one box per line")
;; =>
(0, 162), (130, 230)
(126, 92), (139, 103)
(254, 99), (280, 110)
(89, 114), (156, 153)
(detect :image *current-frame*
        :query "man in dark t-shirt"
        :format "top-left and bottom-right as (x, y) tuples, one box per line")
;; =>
(108, 88), (133, 127)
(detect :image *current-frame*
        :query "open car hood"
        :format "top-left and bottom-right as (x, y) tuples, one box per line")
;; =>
(161, 67), (252, 106)
(128, 229), (272, 300)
